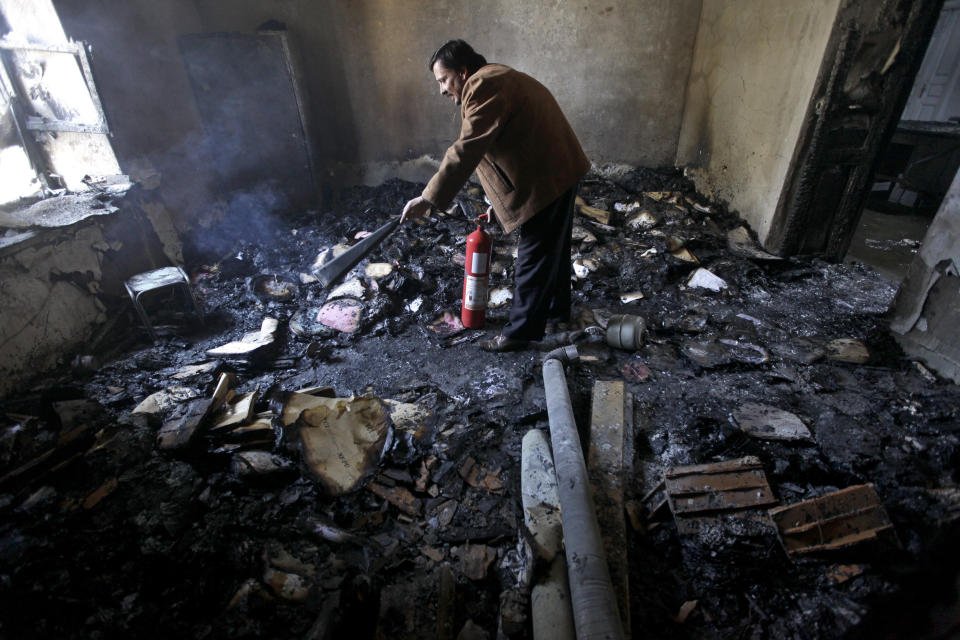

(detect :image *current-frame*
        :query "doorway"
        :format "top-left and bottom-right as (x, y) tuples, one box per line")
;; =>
(765, 0), (946, 261)
(845, 0), (960, 282)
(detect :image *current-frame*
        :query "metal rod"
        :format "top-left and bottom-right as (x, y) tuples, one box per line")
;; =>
(313, 217), (399, 287)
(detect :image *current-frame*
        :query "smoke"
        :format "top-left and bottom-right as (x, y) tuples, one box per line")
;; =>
(50, 4), (319, 237)
(180, 179), (293, 260)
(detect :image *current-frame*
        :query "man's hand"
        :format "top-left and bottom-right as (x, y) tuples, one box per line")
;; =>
(400, 196), (433, 224)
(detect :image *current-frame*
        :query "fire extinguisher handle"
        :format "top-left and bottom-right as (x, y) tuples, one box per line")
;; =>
(480, 207), (492, 224)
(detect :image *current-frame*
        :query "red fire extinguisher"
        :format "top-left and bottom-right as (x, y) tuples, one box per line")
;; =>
(462, 212), (492, 329)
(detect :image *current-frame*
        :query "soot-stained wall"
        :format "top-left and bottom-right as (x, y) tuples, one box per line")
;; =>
(676, 0), (842, 246)
(51, 0), (843, 218)
(191, 0), (703, 185)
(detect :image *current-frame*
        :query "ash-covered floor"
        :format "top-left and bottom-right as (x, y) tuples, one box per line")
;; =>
(1, 168), (959, 640)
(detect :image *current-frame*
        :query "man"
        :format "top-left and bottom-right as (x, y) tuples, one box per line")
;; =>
(401, 40), (590, 352)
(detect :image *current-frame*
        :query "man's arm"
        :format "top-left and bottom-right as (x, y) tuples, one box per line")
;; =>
(401, 74), (508, 223)
(400, 196), (433, 223)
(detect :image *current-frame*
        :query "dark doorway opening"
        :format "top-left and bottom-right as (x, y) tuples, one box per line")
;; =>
(846, 1), (960, 282)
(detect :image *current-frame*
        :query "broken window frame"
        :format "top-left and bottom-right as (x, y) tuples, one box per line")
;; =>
(0, 53), (49, 191)
(0, 53), (30, 153)
(0, 38), (110, 135)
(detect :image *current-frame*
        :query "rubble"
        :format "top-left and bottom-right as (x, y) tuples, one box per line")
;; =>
(296, 394), (393, 495)
(669, 247), (699, 263)
(155, 397), (213, 450)
(686, 267), (728, 291)
(364, 262), (394, 278)
(732, 402), (812, 442)
(131, 385), (198, 414)
(367, 481), (422, 516)
(452, 543), (496, 581)
(206, 317), (279, 361)
(575, 198), (611, 225)
(231, 451), (293, 477)
(430, 311), (465, 336)
(1, 169), (958, 640)
(250, 274), (299, 302)
(626, 210), (659, 231)
(211, 390), (258, 430)
(488, 287), (513, 308)
(326, 277), (366, 300)
(316, 298), (364, 333)
(727, 226), (782, 261)
(663, 456), (778, 536)
(826, 337), (871, 364)
(769, 483), (899, 557)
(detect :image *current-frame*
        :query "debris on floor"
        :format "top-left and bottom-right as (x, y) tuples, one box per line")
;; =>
(1, 168), (959, 640)
(732, 402), (812, 442)
(768, 483), (900, 557)
(663, 456), (778, 536)
(297, 393), (393, 495)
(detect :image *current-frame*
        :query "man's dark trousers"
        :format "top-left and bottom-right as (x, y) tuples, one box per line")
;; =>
(502, 184), (578, 341)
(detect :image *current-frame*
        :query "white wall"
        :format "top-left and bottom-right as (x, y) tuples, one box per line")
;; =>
(676, 0), (842, 245)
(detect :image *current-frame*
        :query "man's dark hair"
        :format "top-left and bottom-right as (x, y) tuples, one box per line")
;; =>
(429, 40), (487, 74)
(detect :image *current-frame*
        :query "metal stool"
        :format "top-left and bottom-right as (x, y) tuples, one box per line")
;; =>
(124, 266), (204, 339)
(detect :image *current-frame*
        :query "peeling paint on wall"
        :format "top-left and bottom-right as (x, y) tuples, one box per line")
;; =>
(889, 168), (960, 382)
(0, 225), (109, 393)
(0, 190), (186, 396)
(142, 201), (185, 266)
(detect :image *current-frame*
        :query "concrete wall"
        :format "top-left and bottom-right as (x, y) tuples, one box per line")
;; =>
(0, 193), (182, 397)
(191, 0), (702, 185)
(48, 1), (705, 193)
(0, 225), (108, 394)
(676, 0), (841, 245)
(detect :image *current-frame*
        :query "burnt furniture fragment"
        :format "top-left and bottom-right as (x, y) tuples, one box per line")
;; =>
(768, 483), (899, 557)
(664, 456), (778, 535)
(124, 266), (204, 340)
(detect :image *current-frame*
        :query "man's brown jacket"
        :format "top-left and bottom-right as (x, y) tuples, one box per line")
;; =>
(422, 64), (589, 234)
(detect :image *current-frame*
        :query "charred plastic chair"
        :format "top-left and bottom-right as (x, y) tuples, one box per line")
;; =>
(124, 266), (203, 339)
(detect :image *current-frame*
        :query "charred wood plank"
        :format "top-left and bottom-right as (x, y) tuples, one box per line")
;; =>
(0, 424), (94, 492)
(588, 380), (631, 637)
(156, 398), (214, 451)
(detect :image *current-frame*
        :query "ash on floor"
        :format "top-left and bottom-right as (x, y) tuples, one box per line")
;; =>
(1, 168), (958, 640)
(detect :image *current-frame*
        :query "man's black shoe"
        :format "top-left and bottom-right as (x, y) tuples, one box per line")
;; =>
(480, 334), (528, 352)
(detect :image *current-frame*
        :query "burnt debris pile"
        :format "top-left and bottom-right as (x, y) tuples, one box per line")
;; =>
(1, 168), (959, 639)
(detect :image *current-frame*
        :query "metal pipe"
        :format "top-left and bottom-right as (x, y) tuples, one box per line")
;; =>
(522, 428), (575, 640)
(314, 217), (399, 287)
(542, 344), (579, 364)
(542, 347), (625, 640)
(532, 554), (576, 640)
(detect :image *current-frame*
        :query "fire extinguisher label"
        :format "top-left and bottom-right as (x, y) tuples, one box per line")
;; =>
(464, 275), (488, 310)
(470, 252), (488, 275)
